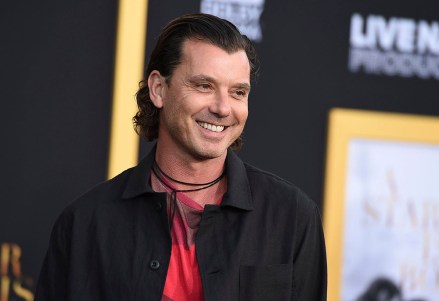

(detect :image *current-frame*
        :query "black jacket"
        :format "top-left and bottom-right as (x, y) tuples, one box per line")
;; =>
(36, 149), (327, 301)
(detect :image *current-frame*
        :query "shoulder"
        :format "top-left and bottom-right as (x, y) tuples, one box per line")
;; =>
(244, 162), (293, 189)
(243, 162), (318, 214)
(55, 167), (135, 225)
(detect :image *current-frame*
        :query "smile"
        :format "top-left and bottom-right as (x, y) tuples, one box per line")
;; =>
(197, 121), (225, 133)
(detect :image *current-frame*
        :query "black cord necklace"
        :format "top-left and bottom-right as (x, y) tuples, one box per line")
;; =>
(152, 161), (226, 230)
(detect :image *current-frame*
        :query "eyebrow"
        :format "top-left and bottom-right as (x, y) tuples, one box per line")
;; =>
(188, 74), (251, 91)
(234, 82), (251, 92)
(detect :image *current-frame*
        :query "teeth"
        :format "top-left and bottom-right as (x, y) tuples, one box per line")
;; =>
(198, 122), (225, 132)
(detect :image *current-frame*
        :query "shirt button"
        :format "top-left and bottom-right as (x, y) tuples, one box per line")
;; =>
(150, 260), (160, 270)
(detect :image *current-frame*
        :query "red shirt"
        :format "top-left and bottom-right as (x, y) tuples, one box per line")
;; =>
(151, 173), (222, 301)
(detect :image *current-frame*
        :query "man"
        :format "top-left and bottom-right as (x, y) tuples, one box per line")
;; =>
(36, 13), (327, 301)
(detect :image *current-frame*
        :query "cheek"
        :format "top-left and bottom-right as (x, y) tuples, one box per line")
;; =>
(171, 93), (203, 114)
(162, 96), (187, 119)
(235, 103), (249, 123)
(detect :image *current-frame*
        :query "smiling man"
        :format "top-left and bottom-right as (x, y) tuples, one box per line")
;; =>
(36, 14), (327, 301)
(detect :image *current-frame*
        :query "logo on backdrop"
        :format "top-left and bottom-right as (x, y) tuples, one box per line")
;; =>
(0, 243), (34, 301)
(200, 0), (265, 42)
(348, 13), (439, 80)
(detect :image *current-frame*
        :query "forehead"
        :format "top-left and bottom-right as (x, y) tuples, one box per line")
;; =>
(178, 39), (251, 81)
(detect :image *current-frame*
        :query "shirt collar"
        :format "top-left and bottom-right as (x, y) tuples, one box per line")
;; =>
(121, 146), (254, 211)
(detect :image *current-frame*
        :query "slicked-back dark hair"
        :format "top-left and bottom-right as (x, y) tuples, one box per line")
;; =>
(133, 13), (258, 150)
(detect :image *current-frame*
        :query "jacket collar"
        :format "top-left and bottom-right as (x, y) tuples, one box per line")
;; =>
(221, 148), (254, 210)
(121, 146), (254, 211)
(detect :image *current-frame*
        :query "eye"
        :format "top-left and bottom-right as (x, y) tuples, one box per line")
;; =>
(236, 90), (246, 96)
(233, 89), (248, 99)
(196, 83), (212, 90)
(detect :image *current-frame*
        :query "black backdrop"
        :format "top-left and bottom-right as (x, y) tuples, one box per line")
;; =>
(1, 0), (439, 298)
(1, 0), (118, 298)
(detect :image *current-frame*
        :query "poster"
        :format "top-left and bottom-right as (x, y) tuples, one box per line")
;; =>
(342, 139), (439, 300)
(324, 109), (439, 301)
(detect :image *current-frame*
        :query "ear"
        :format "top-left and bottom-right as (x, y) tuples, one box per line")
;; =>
(148, 70), (166, 109)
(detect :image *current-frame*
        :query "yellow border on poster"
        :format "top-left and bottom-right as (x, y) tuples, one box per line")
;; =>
(323, 108), (439, 301)
(107, 0), (149, 179)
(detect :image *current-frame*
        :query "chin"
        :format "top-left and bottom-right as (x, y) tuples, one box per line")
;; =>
(194, 150), (224, 160)
(190, 145), (228, 161)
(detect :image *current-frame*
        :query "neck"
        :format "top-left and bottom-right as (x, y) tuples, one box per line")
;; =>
(154, 142), (227, 189)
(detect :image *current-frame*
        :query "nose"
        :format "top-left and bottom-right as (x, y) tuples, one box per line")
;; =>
(209, 90), (231, 117)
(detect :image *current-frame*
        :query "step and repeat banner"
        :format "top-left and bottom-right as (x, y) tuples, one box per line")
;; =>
(2, 0), (439, 300)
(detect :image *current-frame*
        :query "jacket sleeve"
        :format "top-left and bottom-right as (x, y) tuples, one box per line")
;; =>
(292, 191), (327, 301)
(35, 211), (72, 301)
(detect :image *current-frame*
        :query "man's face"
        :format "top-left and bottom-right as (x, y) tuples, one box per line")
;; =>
(150, 39), (250, 161)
